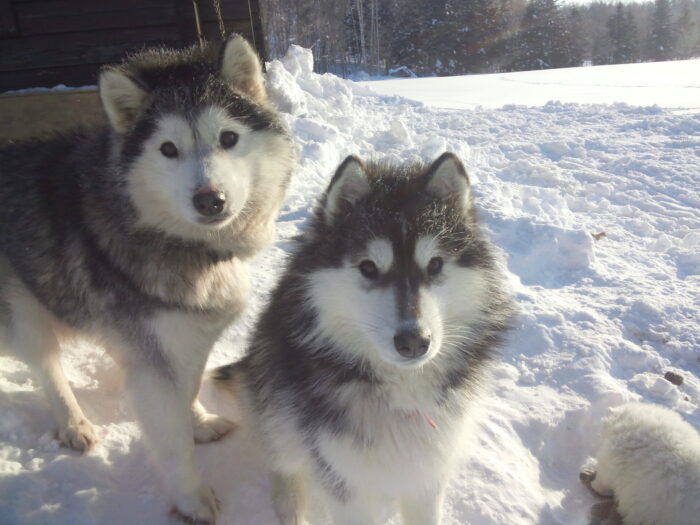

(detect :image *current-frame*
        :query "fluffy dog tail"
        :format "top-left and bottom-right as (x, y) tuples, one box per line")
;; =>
(204, 361), (249, 427)
(210, 362), (243, 391)
(211, 363), (234, 381)
(209, 362), (238, 388)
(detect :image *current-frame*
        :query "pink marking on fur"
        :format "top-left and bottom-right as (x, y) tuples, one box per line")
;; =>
(424, 413), (438, 429)
(404, 409), (438, 429)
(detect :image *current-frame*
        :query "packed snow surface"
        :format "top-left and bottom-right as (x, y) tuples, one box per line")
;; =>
(362, 58), (700, 112)
(1, 48), (698, 524)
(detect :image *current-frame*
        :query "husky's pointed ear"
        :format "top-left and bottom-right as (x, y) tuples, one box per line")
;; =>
(99, 67), (148, 133)
(219, 34), (267, 103)
(425, 152), (471, 204)
(323, 155), (370, 223)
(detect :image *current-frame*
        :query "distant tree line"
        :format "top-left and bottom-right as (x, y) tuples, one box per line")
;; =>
(259, 0), (700, 76)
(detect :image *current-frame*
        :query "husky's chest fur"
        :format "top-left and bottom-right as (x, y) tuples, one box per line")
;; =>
(83, 214), (253, 315)
(315, 371), (475, 491)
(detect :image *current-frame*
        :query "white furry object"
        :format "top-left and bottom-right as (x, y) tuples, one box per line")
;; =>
(590, 402), (700, 525)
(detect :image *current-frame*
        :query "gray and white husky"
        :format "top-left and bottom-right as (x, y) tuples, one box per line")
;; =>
(0, 35), (294, 522)
(215, 153), (513, 524)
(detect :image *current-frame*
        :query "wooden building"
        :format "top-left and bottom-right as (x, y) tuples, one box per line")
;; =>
(0, 0), (265, 140)
(0, 0), (265, 92)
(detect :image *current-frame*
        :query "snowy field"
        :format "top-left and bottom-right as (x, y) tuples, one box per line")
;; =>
(1, 49), (699, 524)
(361, 58), (700, 113)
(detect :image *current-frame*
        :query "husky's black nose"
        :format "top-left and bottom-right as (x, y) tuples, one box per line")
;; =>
(193, 190), (226, 217)
(394, 329), (431, 358)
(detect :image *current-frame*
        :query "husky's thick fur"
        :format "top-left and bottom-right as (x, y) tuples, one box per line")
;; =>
(586, 403), (700, 525)
(0, 35), (294, 522)
(215, 153), (512, 524)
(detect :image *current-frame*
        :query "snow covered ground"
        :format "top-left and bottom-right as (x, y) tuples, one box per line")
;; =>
(1, 49), (698, 524)
(361, 58), (700, 112)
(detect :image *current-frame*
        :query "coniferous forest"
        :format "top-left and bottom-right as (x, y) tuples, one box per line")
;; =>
(260, 0), (700, 76)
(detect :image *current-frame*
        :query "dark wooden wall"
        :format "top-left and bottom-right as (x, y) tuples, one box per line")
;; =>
(0, 0), (265, 92)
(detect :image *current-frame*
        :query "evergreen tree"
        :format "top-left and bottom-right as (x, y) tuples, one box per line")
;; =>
(428, 0), (469, 75)
(511, 0), (578, 70)
(260, 0), (700, 78)
(490, 0), (523, 71)
(607, 3), (638, 63)
(624, 11), (639, 62)
(453, 0), (510, 74)
(648, 0), (675, 60)
(674, 0), (699, 59)
(389, 0), (508, 76)
(389, 0), (443, 75)
(565, 6), (585, 66)
(591, 34), (611, 65)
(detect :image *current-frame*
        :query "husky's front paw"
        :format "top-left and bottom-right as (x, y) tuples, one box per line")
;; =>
(57, 419), (97, 452)
(193, 413), (236, 444)
(171, 486), (219, 524)
(582, 468), (614, 497)
(579, 468), (596, 486)
(590, 475), (614, 497)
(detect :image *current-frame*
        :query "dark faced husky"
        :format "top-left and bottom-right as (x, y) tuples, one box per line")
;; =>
(215, 153), (513, 524)
(0, 36), (294, 522)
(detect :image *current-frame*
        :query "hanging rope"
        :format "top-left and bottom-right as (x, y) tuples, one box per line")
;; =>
(245, 0), (257, 52)
(191, 0), (204, 46)
(193, 0), (260, 57)
(211, 0), (226, 40)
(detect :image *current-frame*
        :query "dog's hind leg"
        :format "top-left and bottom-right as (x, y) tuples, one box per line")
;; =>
(271, 471), (307, 525)
(399, 486), (445, 525)
(326, 496), (377, 525)
(192, 398), (236, 444)
(5, 284), (96, 452)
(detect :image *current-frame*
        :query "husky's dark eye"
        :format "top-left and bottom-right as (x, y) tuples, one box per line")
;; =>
(160, 141), (178, 159)
(220, 131), (239, 149)
(427, 257), (443, 277)
(359, 260), (379, 280)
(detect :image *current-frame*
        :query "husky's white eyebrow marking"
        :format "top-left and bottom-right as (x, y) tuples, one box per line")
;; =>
(194, 106), (251, 146)
(157, 115), (195, 154)
(365, 238), (393, 273)
(415, 236), (440, 268)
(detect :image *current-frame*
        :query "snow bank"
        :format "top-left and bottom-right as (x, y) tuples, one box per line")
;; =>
(1, 85), (96, 95)
(0, 46), (698, 525)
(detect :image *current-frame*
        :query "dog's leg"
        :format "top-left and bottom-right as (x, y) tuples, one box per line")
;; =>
(590, 471), (614, 498)
(127, 364), (219, 523)
(271, 471), (306, 525)
(325, 496), (376, 525)
(399, 487), (445, 525)
(124, 311), (227, 523)
(584, 453), (614, 498)
(7, 286), (95, 452)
